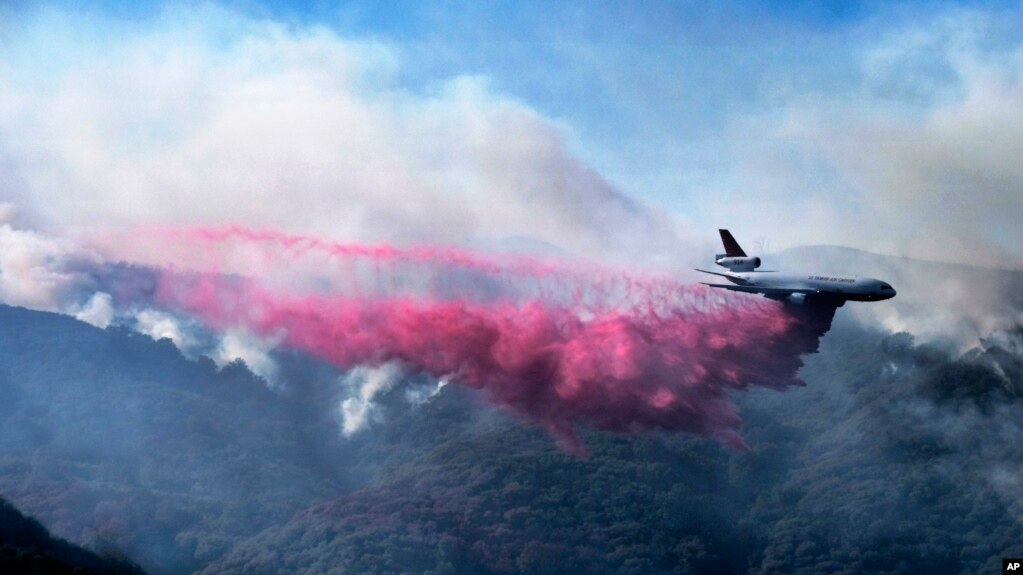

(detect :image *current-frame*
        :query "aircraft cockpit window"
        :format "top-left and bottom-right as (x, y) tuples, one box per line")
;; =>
(880, 283), (892, 290)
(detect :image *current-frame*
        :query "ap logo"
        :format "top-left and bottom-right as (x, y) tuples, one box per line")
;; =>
(1005, 559), (1023, 574)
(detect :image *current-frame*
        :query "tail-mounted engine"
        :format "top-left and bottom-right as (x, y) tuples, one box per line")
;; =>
(715, 254), (761, 272)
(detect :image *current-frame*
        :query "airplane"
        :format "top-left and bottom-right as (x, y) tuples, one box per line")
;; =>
(696, 230), (896, 306)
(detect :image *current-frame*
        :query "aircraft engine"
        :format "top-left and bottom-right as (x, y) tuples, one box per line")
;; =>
(715, 256), (761, 271)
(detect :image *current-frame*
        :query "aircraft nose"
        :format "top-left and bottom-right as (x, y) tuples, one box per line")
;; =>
(876, 281), (896, 300)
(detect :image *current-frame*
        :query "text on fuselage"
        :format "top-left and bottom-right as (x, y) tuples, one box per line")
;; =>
(808, 276), (855, 283)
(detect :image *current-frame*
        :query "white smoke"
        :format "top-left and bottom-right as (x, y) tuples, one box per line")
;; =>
(775, 245), (1023, 350)
(338, 362), (407, 437)
(73, 291), (115, 328)
(723, 8), (1023, 268)
(0, 222), (95, 312)
(405, 378), (448, 405)
(0, 214), (290, 384)
(0, 6), (688, 269)
(133, 309), (202, 353)
(214, 328), (283, 386)
(0, 203), (21, 227)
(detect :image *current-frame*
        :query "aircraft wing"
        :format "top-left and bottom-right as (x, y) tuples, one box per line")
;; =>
(694, 268), (749, 284)
(700, 283), (816, 296)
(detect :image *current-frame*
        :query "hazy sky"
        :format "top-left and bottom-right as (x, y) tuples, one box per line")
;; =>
(2, 0), (1022, 268)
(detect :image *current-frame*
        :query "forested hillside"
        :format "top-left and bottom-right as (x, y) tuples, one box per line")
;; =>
(202, 322), (1023, 574)
(0, 305), (359, 573)
(0, 496), (143, 575)
(2, 300), (1022, 574)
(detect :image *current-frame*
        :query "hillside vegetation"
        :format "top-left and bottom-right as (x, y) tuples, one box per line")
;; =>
(0, 495), (143, 575)
(1, 299), (1022, 574)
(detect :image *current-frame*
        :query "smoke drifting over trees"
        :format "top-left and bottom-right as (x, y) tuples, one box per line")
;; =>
(0, 220), (841, 454)
(144, 227), (833, 453)
(3, 217), (1022, 574)
(1, 248), (1022, 572)
(4, 3), (1023, 573)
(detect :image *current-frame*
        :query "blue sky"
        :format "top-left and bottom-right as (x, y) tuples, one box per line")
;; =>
(2, 1), (1023, 266)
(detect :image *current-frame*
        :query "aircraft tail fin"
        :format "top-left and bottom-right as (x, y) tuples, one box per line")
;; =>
(719, 229), (747, 257)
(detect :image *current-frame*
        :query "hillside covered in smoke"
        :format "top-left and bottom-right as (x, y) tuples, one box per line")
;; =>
(6, 2), (1023, 573)
(0, 495), (143, 575)
(1, 248), (1022, 574)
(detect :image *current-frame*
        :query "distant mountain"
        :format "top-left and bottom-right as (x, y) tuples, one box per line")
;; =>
(0, 495), (143, 575)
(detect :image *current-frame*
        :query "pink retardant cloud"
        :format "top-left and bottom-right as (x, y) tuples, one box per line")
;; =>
(87, 225), (831, 455)
(148, 237), (810, 455)
(103, 225), (687, 314)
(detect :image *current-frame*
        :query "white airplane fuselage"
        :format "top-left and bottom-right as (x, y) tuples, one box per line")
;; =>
(698, 230), (896, 305)
(720, 271), (895, 302)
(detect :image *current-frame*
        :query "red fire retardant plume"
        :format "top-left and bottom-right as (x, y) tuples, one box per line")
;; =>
(144, 227), (819, 456)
